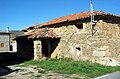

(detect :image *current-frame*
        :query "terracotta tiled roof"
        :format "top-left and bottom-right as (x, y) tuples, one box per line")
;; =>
(23, 11), (120, 31)
(14, 28), (60, 39)
(22, 24), (41, 32)
(40, 11), (120, 27)
(22, 26), (34, 32)
(28, 28), (61, 39)
(12, 33), (32, 40)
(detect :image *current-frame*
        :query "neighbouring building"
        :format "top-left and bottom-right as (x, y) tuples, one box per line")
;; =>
(10, 30), (24, 52)
(14, 11), (120, 66)
(0, 32), (10, 51)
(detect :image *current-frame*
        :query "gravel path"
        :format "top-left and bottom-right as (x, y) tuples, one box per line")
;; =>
(0, 64), (86, 79)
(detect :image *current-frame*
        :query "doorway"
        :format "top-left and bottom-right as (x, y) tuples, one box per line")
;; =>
(17, 38), (34, 59)
(41, 38), (60, 58)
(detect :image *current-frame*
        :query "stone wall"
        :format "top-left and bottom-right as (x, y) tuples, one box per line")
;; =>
(33, 39), (42, 60)
(11, 40), (17, 52)
(0, 34), (10, 51)
(31, 19), (120, 66)
(49, 20), (120, 66)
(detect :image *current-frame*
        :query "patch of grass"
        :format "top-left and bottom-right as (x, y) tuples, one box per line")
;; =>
(23, 58), (120, 78)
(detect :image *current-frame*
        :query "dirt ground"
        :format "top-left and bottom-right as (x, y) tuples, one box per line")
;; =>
(0, 64), (86, 79)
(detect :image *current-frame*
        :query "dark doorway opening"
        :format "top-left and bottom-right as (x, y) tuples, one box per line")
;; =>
(17, 38), (34, 59)
(41, 38), (60, 58)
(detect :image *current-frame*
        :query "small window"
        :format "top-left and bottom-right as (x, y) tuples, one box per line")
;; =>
(0, 43), (4, 47)
(76, 47), (81, 51)
(75, 24), (83, 29)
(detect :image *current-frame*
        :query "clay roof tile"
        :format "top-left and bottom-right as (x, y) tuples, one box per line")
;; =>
(23, 11), (120, 31)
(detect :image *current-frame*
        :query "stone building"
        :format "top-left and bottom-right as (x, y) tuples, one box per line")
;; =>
(15, 11), (120, 66)
(0, 32), (10, 51)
